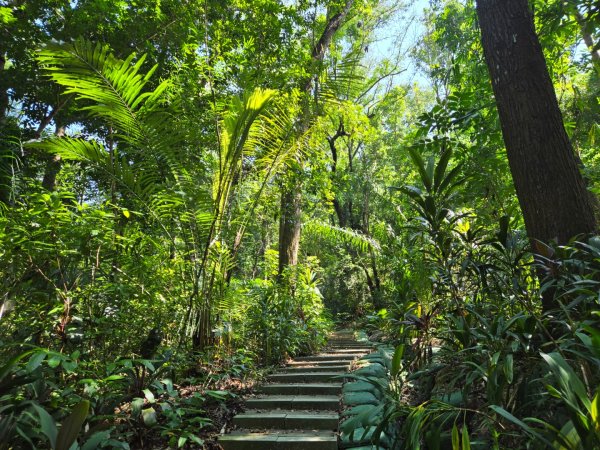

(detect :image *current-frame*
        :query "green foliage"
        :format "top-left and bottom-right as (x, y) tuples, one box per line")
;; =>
(245, 263), (332, 364)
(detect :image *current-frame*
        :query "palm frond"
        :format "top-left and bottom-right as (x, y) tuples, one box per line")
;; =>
(214, 88), (277, 220)
(318, 54), (365, 104)
(304, 220), (380, 253)
(37, 38), (185, 180)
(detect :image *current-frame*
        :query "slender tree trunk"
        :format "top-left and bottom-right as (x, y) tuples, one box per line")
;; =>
(41, 124), (64, 191)
(476, 0), (598, 309)
(277, 0), (354, 276)
(278, 186), (302, 275)
(574, 10), (600, 71)
(0, 53), (7, 123)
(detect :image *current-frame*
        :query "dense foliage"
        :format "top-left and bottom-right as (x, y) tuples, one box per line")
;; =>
(1, 0), (599, 448)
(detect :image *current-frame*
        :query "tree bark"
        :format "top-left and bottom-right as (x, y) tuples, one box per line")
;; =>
(41, 125), (64, 191)
(476, 0), (597, 247)
(0, 52), (7, 123)
(278, 186), (302, 275)
(277, 0), (354, 276)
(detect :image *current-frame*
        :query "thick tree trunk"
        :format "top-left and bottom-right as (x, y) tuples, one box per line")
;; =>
(476, 0), (597, 246)
(476, 0), (598, 310)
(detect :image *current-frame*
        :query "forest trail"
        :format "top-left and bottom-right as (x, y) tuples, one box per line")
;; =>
(218, 331), (371, 449)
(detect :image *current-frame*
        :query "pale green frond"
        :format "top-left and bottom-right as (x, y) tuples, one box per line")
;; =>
(304, 221), (380, 253)
(37, 38), (179, 168)
(214, 88), (277, 217)
(30, 137), (108, 164)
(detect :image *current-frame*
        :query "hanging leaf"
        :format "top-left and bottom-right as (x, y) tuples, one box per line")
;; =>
(55, 400), (90, 450)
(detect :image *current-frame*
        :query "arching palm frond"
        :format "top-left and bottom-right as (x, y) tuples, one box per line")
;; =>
(30, 137), (165, 205)
(317, 54), (365, 104)
(214, 88), (277, 222)
(304, 220), (380, 253)
(36, 38), (185, 181)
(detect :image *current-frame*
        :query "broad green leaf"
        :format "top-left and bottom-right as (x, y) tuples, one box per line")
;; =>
(434, 147), (453, 191)
(142, 407), (157, 426)
(391, 344), (405, 377)
(56, 400), (90, 450)
(26, 351), (47, 372)
(143, 389), (155, 403)
(407, 147), (432, 191)
(32, 404), (58, 449)
(81, 431), (111, 450)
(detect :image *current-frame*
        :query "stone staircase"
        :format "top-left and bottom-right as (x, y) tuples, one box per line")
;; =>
(219, 331), (370, 449)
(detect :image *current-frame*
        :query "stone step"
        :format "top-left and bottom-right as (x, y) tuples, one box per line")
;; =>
(233, 410), (339, 430)
(258, 383), (342, 395)
(294, 354), (363, 361)
(287, 359), (353, 366)
(268, 371), (346, 383)
(219, 430), (338, 450)
(281, 364), (349, 373)
(325, 344), (371, 350)
(324, 347), (373, 355)
(245, 395), (339, 410)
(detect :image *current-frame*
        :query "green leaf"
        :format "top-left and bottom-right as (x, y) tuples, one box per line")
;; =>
(143, 389), (155, 403)
(27, 351), (47, 372)
(32, 404), (58, 449)
(81, 431), (111, 450)
(489, 405), (554, 446)
(408, 147), (432, 191)
(391, 344), (405, 377)
(56, 400), (90, 450)
(142, 407), (157, 426)
(591, 389), (599, 433)
(433, 147), (453, 192)
(452, 423), (460, 450)
(48, 357), (62, 369)
(461, 424), (471, 450)
(131, 398), (144, 416)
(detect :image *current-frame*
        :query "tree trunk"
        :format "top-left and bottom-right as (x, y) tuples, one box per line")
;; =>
(476, 0), (598, 309)
(277, 0), (354, 275)
(0, 52), (7, 123)
(278, 186), (302, 275)
(476, 0), (597, 246)
(41, 125), (64, 191)
(574, 10), (600, 72)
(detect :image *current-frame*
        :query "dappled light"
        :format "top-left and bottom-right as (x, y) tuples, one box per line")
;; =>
(1, 0), (600, 449)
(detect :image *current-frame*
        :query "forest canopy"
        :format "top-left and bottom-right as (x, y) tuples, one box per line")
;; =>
(1, 0), (600, 448)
